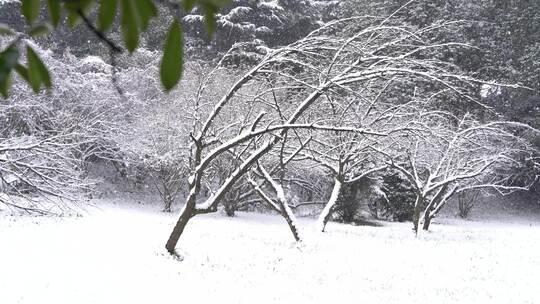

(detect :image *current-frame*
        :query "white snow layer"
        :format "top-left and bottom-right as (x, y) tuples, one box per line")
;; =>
(258, 0), (283, 11)
(1, 200), (539, 304)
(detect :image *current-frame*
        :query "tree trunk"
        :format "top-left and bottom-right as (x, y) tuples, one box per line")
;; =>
(279, 200), (301, 241)
(163, 186), (172, 212)
(428, 196), (453, 229)
(421, 200), (435, 231)
(165, 193), (196, 254)
(421, 185), (448, 231)
(273, 181), (301, 242)
(422, 212), (432, 231)
(412, 195), (423, 234)
(316, 177), (343, 232)
(224, 200), (236, 217)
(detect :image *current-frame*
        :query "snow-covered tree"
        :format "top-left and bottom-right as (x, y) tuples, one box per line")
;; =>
(299, 92), (419, 232)
(0, 132), (89, 214)
(165, 16), (495, 254)
(376, 113), (539, 232)
(0, 43), (122, 213)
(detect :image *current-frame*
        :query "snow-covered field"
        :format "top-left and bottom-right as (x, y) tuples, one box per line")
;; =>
(1, 199), (539, 304)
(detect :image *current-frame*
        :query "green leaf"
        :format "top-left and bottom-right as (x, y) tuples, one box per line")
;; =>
(3, 47), (20, 68)
(64, 0), (95, 27)
(26, 49), (42, 92)
(199, 0), (230, 37)
(207, 0), (231, 6)
(98, 0), (117, 31)
(133, 0), (157, 30)
(21, 0), (41, 24)
(160, 19), (183, 91)
(35, 60), (51, 89)
(29, 23), (53, 37)
(0, 23), (15, 36)
(201, 3), (218, 38)
(47, 0), (62, 27)
(14, 64), (30, 83)
(26, 46), (52, 92)
(0, 72), (10, 98)
(63, 0), (94, 11)
(67, 10), (82, 27)
(0, 47), (19, 98)
(0, 47), (20, 82)
(120, 0), (139, 52)
(183, 0), (196, 11)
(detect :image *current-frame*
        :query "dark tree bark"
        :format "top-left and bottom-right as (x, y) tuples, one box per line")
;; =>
(412, 195), (423, 234)
(422, 214), (432, 231)
(165, 196), (196, 254)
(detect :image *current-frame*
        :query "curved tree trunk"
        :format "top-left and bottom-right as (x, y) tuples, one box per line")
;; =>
(165, 192), (196, 254)
(316, 177), (343, 232)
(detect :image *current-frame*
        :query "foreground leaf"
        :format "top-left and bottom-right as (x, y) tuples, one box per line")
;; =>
(65, 0), (95, 27)
(120, 0), (139, 52)
(0, 72), (10, 98)
(47, 0), (62, 27)
(0, 47), (19, 83)
(27, 46), (52, 92)
(21, 0), (41, 23)
(29, 23), (54, 37)
(160, 20), (183, 91)
(14, 64), (30, 83)
(201, 3), (218, 38)
(133, 0), (157, 31)
(183, 0), (196, 11)
(0, 47), (19, 98)
(98, 0), (117, 31)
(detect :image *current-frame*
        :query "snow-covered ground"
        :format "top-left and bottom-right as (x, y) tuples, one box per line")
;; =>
(1, 199), (539, 304)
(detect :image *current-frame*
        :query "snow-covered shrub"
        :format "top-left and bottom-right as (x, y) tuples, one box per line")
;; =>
(0, 43), (125, 212)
